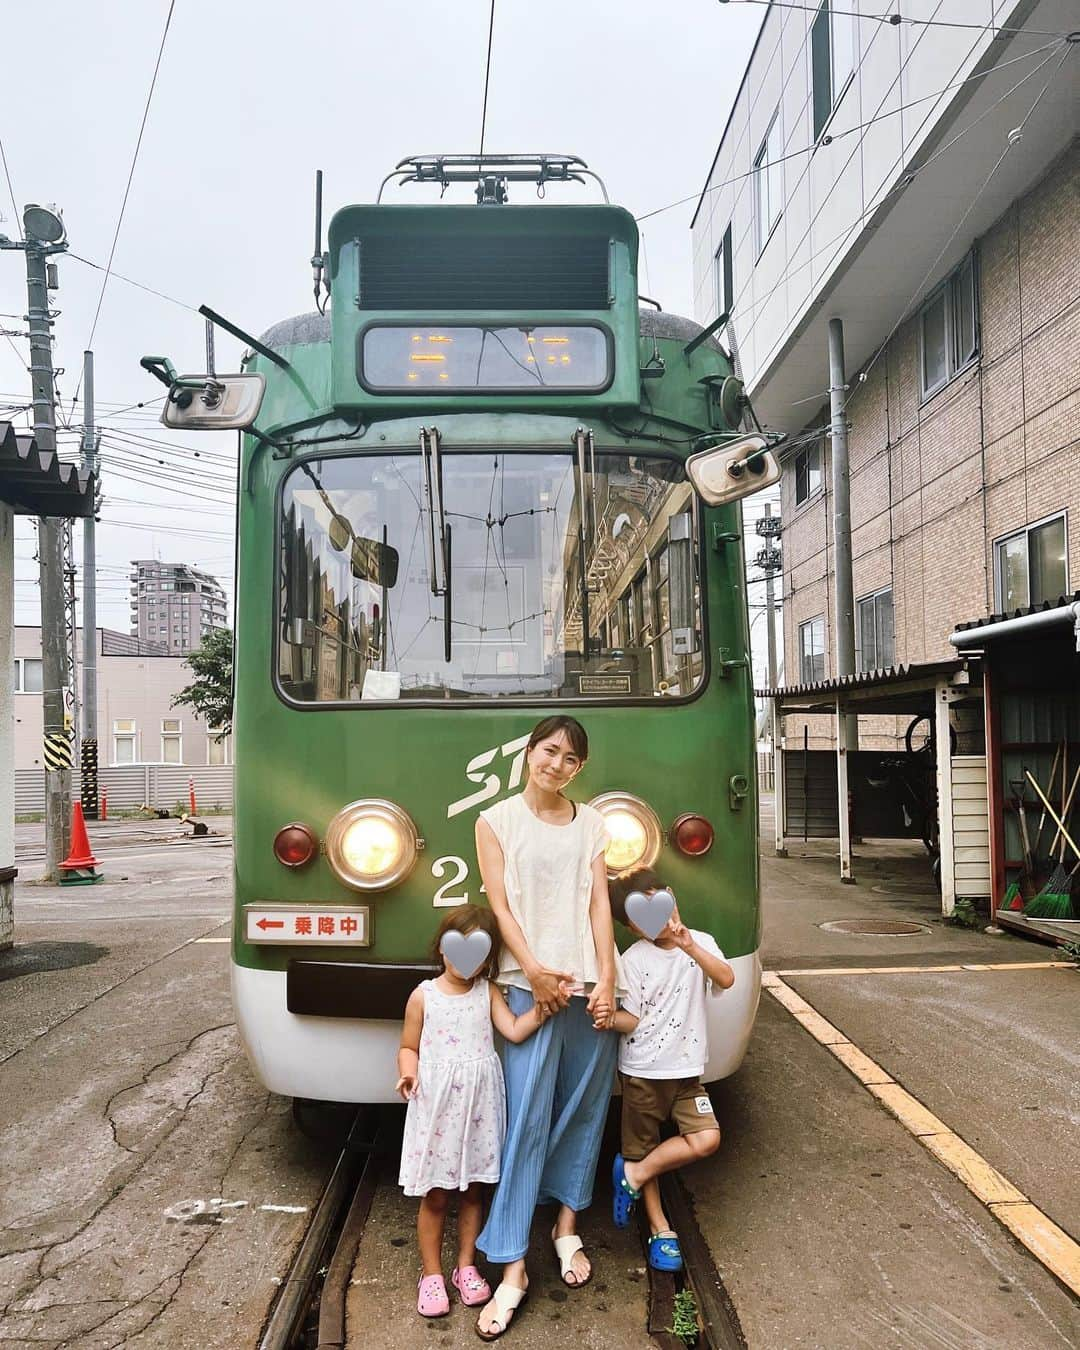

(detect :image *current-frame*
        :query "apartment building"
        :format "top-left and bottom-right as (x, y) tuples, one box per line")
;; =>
(692, 1), (1077, 747)
(129, 560), (228, 654)
(13, 626), (231, 769)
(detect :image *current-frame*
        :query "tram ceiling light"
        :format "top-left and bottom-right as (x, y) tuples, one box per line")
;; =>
(324, 798), (422, 892)
(273, 822), (319, 869)
(686, 435), (782, 507)
(588, 791), (663, 876)
(669, 814), (715, 857)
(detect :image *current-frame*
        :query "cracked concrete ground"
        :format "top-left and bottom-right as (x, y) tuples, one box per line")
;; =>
(1, 822), (330, 1350)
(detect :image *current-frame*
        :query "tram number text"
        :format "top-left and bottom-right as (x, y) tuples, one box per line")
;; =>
(431, 856), (486, 908)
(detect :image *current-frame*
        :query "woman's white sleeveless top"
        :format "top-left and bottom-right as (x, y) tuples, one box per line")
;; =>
(479, 794), (623, 994)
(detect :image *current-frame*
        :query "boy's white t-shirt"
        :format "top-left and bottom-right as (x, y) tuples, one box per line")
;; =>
(618, 929), (725, 1079)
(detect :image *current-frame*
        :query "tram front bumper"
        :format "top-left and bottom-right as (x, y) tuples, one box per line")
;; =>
(286, 960), (439, 1019)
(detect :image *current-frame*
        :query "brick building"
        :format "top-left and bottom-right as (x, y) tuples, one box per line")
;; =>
(691, 1), (1077, 749)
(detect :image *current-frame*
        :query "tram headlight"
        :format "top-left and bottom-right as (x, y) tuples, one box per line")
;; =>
(324, 799), (421, 892)
(588, 792), (663, 876)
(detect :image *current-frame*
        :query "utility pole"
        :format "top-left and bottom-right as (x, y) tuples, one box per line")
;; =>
(81, 350), (100, 820)
(755, 506), (785, 855)
(21, 206), (72, 876)
(828, 317), (857, 750)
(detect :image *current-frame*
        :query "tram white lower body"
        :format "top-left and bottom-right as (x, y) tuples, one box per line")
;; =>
(232, 951), (762, 1104)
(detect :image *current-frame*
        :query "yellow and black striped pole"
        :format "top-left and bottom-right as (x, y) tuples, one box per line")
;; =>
(81, 737), (99, 820)
(43, 730), (74, 772)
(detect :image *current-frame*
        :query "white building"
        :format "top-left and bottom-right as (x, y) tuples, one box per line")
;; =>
(691, 0), (1076, 430)
(129, 559), (228, 653)
(14, 626), (231, 770)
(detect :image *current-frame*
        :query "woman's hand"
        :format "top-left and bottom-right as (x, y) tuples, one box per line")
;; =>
(586, 976), (615, 1029)
(529, 966), (574, 1018)
(395, 1072), (418, 1101)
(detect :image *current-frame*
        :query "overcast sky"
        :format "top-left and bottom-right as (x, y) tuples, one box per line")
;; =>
(2, 0), (765, 632)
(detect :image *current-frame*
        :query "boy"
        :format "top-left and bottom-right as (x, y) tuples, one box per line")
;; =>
(606, 867), (734, 1272)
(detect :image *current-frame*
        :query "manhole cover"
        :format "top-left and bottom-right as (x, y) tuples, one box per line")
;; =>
(819, 919), (931, 936)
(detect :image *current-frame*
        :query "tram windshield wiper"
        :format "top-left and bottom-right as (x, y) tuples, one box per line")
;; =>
(573, 426), (597, 660)
(419, 426), (453, 661)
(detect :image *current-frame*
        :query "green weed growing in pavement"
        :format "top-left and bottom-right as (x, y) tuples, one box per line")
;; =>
(670, 1288), (699, 1345)
(1059, 939), (1080, 965)
(943, 898), (980, 929)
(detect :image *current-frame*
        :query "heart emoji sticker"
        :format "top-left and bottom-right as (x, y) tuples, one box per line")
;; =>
(624, 888), (675, 940)
(440, 928), (493, 980)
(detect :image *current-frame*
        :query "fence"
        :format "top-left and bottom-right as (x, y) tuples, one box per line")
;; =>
(15, 764), (234, 817)
(756, 749), (774, 794)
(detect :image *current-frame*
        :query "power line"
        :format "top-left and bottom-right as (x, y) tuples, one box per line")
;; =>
(75, 0), (178, 410)
(718, 0), (1071, 40)
(635, 36), (1061, 224)
(478, 0), (497, 158)
(0, 132), (20, 240)
(68, 252), (197, 315)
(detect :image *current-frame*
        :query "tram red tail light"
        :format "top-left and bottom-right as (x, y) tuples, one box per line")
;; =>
(670, 814), (714, 857)
(274, 823), (318, 868)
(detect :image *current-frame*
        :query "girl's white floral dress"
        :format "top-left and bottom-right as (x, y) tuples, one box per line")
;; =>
(398, 977), (507, 1197)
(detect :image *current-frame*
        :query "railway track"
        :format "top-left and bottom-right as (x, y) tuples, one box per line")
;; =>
(259, 1105), (745, 1350)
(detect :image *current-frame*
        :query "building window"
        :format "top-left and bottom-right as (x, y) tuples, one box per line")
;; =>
(812, 1), (857, 140)
(207, 730), (230, 766)
(995, 514), (1068, 612)
(114, 719), (137, 764)
(856, 588), (895, 672)
(798, 617), (826, 684)
(13, 657), (43, 693)
(753, 111), (783, 255)
(713, 222), (733, 317)
(920, 252), (978, 398)
(161, 718), (182, 764)
(794, 442), (823, 504)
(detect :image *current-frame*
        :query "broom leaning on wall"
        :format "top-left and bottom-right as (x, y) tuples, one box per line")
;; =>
(1022, 766), (1079, 921)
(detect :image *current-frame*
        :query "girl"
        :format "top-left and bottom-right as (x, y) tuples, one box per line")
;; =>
(474, 715), (622, 1341)
(396, 905), (547, 1319)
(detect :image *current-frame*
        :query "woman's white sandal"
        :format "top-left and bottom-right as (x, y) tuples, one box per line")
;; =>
(551, 1227), (592, 1287)
(475, 1282), (528, 1341)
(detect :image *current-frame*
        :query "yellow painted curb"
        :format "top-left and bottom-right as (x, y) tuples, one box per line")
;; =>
(989, 1203), (1080, 1298)
(765, 973), (1080, 1300)
(827, 1041), (894, 1085)
(769, 962), (1069, 978)
(922, 1133), (1027, 1205)
(866, 1082), (950, 1138)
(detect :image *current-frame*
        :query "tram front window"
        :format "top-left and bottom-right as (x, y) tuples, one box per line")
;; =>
(278, 450), (704, 703)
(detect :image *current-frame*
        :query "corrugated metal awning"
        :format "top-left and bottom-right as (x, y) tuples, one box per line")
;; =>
(759, 658), (979, 715)
(0, 422), (96, 517)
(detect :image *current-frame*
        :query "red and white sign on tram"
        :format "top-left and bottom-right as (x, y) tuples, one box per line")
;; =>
(243, 905), (371, 945)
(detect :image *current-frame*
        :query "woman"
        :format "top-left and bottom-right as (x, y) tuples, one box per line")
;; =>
(473, 715), (620, 1341)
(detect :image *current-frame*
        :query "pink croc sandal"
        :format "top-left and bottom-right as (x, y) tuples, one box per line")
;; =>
(452, 1264), (491, 1307)
(417, 1273), (450, 1318)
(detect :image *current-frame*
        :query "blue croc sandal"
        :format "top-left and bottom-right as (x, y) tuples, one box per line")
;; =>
(649, 1231), (684, 1272)
(612, 1153), (640, 1229)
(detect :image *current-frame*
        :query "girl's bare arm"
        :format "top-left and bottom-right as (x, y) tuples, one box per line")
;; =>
(585, 852), (617, 1022)
(395, 986), (424, 1099)
(488, 982), (546, 1043)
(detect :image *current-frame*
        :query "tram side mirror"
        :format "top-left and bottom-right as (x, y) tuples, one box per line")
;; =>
(685, 434), (781, 506)
(667, 513), (696, 657)
(159, 373), (267, 430)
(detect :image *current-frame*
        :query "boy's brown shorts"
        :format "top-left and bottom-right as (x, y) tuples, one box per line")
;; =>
(620, 1073), (719, 1161)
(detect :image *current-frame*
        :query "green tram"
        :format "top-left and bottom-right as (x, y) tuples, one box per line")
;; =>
(145, 155), (780, 1104)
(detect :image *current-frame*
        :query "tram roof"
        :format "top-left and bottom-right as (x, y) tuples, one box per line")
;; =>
(256, 306), (726, 357)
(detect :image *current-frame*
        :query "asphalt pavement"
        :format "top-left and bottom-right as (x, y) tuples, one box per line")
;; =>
(0, 811), (1076, 1349)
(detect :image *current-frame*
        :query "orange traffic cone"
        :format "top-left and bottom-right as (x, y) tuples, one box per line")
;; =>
(59, 802), (103, 885)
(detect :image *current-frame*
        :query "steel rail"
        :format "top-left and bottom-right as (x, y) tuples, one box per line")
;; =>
(257, 1109), (380, 1350)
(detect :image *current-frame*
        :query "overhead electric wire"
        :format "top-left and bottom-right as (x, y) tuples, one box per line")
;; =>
(68, 252), (197, 315)
(73, 0), (178, 414)
(635, 35), (1062, 223)
(0, 132), (21, 239)
(717, 0), (1071, 41)
(478, 0), (497, 158)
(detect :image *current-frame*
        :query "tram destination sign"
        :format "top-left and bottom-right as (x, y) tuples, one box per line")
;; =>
(243, 904), (371, 946)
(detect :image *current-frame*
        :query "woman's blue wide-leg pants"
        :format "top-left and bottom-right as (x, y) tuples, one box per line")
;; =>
(477, 989), (617, 1264)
